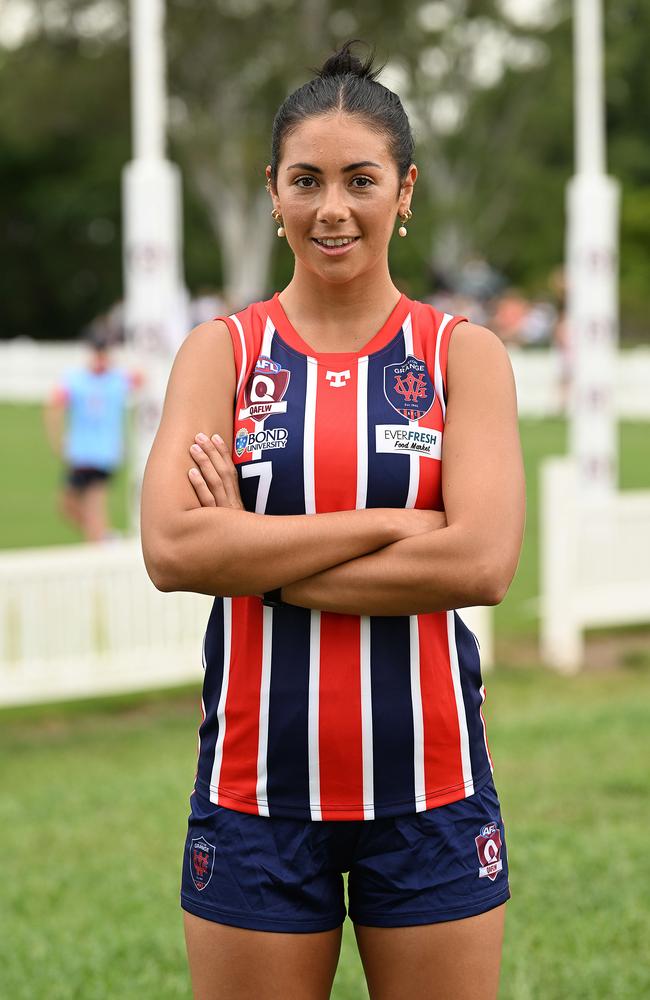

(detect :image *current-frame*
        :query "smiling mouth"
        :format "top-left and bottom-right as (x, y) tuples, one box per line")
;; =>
(312, 236), (360, 247)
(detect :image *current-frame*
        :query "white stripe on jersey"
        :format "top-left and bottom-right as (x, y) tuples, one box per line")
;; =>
(252, 317), (276, 462)
(409, 616), (426, 811)
(304, 357), (318, 514)
(356, 355), (374, 817)
(479, 684), (494, 772)
(304, 358), (321, 819)
(255, 605), (274, 816)
(402, 313), (420, 508)
(197, 634), (207, 758)
(446, 610), (475, 795)
(356, 356), (369, 510)
(308, 611), (322, 821)
(434, 313), (454, 421)
(231, 314), (248, 405)
(209, 597), (232, 802)
(360, 616), (374, 819)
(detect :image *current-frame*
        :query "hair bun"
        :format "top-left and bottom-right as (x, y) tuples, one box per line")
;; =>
(317, 40), (381, 81)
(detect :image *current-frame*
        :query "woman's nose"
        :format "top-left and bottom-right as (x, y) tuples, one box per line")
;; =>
(316, 185), (351, 225)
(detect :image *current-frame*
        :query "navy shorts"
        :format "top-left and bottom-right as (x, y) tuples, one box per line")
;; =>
(180, 778), (510, 933)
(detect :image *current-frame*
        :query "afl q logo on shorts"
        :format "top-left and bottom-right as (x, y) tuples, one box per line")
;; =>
(239, 355), (291, 423)
(475, 822), (503, 881)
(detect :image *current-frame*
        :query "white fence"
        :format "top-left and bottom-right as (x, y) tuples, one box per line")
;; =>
(0, 540), (493, 706)
(2, 339), (650, 418)
(540, 457), (650, 671)
(0, 540), (212, 705)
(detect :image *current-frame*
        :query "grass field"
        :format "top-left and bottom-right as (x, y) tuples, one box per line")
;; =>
(2, 404), (650, 997)
(2, 666), (649, 999)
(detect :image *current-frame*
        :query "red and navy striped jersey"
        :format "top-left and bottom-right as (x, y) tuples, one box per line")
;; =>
(192, 292), (494, 821)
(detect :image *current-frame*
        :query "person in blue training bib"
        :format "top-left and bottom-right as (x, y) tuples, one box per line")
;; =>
(141, 39), (526, 1000)
(45, 333), (141, 542)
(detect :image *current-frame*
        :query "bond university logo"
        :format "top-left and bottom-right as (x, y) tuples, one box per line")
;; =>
(190, 836), (215, 892)
(475, 822), (503, 881)
(239, 356), (290, 423)
(384, 355), (434, 421)
(325, 370), (351, 388)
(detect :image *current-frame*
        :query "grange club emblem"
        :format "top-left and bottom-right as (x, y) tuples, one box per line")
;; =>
(475, 822), (503, 881)
(384, 355), (434, 420)
(239, 355), (290, 423)
(190, 836), (215, 892)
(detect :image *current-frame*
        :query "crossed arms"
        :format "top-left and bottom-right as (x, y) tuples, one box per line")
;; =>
(141, 320), (525, 616)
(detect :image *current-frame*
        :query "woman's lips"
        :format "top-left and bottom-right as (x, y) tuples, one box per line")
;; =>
(312, 237), (360, 256)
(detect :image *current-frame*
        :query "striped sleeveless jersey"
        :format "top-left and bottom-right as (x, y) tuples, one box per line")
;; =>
(193, 292), (494, 821)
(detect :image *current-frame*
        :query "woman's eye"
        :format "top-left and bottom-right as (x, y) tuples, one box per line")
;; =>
(352, 176), (373, 188)
(295, 176), (317, 188)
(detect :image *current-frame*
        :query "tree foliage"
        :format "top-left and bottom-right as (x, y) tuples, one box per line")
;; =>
(0, 0), (647, 340)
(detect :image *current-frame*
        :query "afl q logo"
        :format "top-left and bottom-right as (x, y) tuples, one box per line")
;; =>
(475, 822), (503, 882)
(239, 356), (291, 424)
(250, 373), (277, 403)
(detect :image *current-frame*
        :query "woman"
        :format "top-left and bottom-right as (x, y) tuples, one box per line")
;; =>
(141, 41), (525, 1000)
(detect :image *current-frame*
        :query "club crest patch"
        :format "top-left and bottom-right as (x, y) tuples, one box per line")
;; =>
(475, 822), (503, 881)
(384, 355), (434, 421)
(190, 836), (215, 892)
(239, 355), (290, 423)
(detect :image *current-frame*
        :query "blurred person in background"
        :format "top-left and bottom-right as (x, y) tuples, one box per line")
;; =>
(44, 326), (142, 542)
(142, 40), (524, 1000)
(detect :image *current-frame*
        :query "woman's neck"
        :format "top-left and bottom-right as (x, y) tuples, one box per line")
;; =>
(278, 262), (402, 353)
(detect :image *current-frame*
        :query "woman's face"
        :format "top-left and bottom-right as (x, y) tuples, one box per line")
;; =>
(267, 113), (416, 286)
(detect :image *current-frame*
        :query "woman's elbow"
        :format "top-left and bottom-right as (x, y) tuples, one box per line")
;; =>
(476, 558), (515, 606)
(142, 539), (179, 592)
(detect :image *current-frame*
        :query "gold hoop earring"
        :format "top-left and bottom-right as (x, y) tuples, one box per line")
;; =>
(398, 208), (413, 238)
(271, 209), (285, 238)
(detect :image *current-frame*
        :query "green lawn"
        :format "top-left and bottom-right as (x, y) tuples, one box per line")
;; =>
(1, 404), (649, 642)
(2, 665), (649, 999)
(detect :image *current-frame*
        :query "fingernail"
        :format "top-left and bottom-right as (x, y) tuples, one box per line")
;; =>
(190, 444), (201, 453)
(196, 433), (209, 443)
(189, 468), (199, 476)
(212, 434), (223, 443)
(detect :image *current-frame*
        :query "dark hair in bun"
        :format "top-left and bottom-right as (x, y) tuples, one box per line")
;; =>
(270, 40), (414, 188)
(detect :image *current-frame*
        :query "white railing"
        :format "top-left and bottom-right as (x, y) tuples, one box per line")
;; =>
(540, 457), (650, 671)
(2, 340), (650, 418)
(0, 540), (212, 705)
(0, 539), (492, 706)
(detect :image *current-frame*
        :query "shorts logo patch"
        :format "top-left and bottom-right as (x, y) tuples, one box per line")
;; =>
(475, 822), (503, 881)
(384, 355), (434, 421)
(239, 356), (290, 423)
(190, 836), (215, 892)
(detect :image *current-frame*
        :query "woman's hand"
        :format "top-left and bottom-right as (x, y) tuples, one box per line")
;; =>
(188, 432), (245, 510)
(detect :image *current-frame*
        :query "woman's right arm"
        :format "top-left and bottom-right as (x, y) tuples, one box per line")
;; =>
(140, 321), (440, 597)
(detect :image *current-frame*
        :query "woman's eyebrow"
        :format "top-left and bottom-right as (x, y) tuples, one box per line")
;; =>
(285, 161), (383, 173)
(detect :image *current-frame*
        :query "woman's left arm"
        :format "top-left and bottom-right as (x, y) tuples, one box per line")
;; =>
(281, 323), (526, 615)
